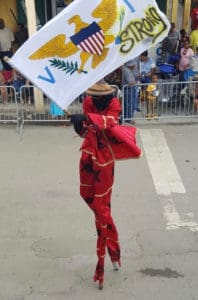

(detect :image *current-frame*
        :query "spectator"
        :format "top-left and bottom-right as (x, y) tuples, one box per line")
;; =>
(0, 18), (15, 71)
(193, 85), (198, 112)
(0, 68), (27, 103)
(0, 67), (30, 104)
(183, 46), (198, 81)
(178, 40), (194, 81)
(104, 67), (122, 89)
(50, 101), (65, 121)
(178, 29), (190, 52)
(191, 0), (198, 30)
(128, 56), (141, 81)
(0, 69), (14, 103)
(14, 24), (28, 47)
(190, 25), (198, 52)
(0, 70), (6, 104)
(128, 57), (141, 111)
(121, 59), (140, 124)
(162, 22), (180, 64)
(11, 69), (26, 90)
(9, 69), (27, 102)
(20, 79), (34, 105)
(139, 50), (156, 83)
(146, 74), (159, 120)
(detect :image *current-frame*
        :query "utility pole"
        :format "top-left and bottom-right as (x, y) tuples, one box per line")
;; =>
(25, 0), (37, 36)
(166, 0), (172, 21)
(182, 0), (191, 32)
(171, 0), (179, 24)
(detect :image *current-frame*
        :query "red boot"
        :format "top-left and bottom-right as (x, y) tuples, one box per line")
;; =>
(93, 261), (104, 290)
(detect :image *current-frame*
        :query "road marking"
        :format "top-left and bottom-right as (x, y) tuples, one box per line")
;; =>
(140, 129), (198, 232)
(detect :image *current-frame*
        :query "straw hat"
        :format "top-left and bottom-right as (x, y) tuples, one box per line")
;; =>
(86, 80), (116, 96)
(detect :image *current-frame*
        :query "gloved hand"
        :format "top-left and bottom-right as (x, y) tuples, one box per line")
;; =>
(70, 114), (87, 124)
(70, 114), (87, 136)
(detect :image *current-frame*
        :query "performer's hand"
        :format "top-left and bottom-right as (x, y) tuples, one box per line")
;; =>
(70, 114), (87, 136)
(70, 114), (87, 124)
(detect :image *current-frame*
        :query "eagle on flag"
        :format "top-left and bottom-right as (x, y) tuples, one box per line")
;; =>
(29, 0), (118, 73)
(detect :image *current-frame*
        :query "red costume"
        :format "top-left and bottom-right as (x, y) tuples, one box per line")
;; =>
(70, 83), (141, 289)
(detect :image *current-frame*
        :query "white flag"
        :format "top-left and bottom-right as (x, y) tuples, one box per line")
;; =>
(10, 0), (170, 109)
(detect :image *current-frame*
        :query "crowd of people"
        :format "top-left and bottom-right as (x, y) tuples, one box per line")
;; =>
(0, 18), (66, 120)
(105, 13), (198, 120)
(2, 2), (198, 117)
(0, 18), (30, 105)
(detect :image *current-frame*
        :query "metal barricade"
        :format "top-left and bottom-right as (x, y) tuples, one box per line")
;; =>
(18, 85), (84, 132)
(122, 80), (198, 123)
(1, 80), (197, 132)
(0, 85), (18, 126)
(18, 84), (120, 133)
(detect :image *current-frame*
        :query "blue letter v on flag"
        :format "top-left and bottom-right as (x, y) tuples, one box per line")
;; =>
(38, 66), (56, 84)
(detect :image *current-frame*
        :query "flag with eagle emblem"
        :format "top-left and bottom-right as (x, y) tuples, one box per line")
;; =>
(10, 0), (170, 109)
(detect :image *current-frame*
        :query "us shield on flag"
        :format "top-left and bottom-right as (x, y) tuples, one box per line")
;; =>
(10, 0), (170, 109)
(70, 22), (105, 56)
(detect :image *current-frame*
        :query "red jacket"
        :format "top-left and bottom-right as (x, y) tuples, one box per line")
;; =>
(80, 96), (141, 165)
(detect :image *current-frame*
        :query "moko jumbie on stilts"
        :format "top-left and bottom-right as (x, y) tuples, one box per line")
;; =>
(70, 80), (141, 289)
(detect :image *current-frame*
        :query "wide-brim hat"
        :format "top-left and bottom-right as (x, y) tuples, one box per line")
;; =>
(86, 82), (116, 96)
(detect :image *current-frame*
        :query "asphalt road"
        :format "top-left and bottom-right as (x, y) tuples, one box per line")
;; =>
(0, 123), (198, 300)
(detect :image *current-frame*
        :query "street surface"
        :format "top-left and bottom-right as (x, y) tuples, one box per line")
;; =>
(0, 123), (198, 300)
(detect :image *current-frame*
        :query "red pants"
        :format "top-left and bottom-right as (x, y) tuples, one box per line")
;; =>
(80, 152), (120, 284)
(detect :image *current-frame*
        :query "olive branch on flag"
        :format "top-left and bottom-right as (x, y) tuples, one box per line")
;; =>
(49, 58), (88, 75)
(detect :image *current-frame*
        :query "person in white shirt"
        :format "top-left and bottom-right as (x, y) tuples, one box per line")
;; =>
(139, 50), (156, 83)
(0, 18), (15, 71)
